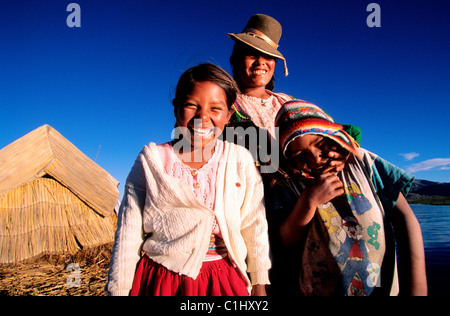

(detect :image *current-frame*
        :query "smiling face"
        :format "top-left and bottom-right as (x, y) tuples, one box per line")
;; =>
(236, 47), (276, 91)
(285, 134), (343, 177)
(176, 81), (233, 150)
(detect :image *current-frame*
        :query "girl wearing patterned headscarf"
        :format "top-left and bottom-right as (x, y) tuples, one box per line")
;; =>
(267, 100), (427, 296)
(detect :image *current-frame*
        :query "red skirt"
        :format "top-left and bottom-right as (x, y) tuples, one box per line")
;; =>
(130, 255), (249, 296)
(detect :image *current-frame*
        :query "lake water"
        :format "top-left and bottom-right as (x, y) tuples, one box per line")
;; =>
(411, 204), (450, 296)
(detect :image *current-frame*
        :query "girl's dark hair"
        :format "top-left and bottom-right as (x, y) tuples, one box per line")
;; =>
(172, 63), (240, 111)
(230, 42), (276, 91)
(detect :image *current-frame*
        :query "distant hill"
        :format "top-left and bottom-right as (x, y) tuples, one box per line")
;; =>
(408, 179), (450, 205)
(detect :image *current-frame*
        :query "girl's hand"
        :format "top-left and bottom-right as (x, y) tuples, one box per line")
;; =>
(280, 172), (344, 247)
(284, 141), (351, 177)
(306, 172), (345, 207)
(251, 284), (267, 296)
(325, 145), (350, 173)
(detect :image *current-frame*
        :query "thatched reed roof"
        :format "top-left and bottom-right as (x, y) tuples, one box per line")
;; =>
(0, 125), (119, 217)
(0, 125), (119, 264)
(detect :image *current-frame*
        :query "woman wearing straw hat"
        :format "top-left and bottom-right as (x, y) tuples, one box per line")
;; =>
(228, 14), (291, 141)
(227, 14), (362, 172)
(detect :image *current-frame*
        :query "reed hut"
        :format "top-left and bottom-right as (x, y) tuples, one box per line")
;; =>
(0, 125), (119, 265)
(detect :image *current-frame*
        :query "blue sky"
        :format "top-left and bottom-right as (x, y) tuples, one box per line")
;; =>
(1, 0), (450, 197)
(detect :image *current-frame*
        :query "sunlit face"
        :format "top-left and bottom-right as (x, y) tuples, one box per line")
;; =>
(285, 134), (342, 177)
(238, 50), (276, 89)
(176, 81), (232, 149)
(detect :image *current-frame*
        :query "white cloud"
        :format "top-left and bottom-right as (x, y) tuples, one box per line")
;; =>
(406, 158), (450, 173)
(399, 152), (420, 161)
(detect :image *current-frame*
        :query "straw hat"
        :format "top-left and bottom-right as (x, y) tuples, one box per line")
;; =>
(228, 14), (288, 76)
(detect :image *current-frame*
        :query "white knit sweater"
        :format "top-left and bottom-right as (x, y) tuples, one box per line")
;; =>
(107, 141), (271, 296)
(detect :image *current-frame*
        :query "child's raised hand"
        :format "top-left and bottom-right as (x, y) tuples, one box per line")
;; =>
(307, 172), (345, 207)
(325, 145), (350, 173)
(281, 171), (345, 246)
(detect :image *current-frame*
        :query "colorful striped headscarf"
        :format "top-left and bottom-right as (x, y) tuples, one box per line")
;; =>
(275, 100), (359, 157)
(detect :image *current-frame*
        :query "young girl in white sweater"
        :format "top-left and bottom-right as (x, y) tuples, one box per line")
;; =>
(107, 63), (271, 296)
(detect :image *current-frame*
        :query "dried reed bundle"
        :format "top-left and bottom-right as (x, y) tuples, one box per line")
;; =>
(0, 178), (117, 265)
(0, 125), (120, 265)
(0, 125), (119, 218)
(0, 244), (112, 296)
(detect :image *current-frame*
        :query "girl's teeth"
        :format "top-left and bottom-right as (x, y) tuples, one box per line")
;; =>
(193, 128), (213, 137)
(253, 70), (267, 75)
